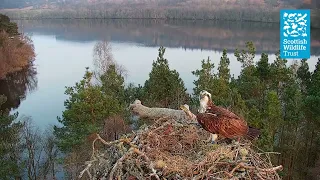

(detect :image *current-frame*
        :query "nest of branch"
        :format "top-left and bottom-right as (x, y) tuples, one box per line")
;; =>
(80, 117), (283, 180)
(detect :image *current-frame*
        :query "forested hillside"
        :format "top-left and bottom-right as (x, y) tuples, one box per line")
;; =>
(1, 0), (320, 25)
(0, 0), (319, 9)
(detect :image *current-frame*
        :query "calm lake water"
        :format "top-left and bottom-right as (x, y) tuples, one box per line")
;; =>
(1, 19), (319, 129)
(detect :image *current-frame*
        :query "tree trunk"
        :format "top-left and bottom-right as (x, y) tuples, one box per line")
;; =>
(129, 100), (196, 122)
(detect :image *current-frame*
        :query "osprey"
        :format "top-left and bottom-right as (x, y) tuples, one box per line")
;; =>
(181, 90), (260, 143)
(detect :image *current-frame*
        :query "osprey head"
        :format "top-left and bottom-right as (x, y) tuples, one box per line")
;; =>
(199, 90), (212, 113)
(199, 90), (211, 100)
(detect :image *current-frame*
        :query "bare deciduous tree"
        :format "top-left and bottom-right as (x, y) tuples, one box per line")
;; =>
(21, 117), (43, 180)
(40, 127), (60, 180)
(92, 40), (128, 82)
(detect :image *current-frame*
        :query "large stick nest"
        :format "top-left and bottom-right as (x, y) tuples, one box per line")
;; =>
(79, 117), (283, 180)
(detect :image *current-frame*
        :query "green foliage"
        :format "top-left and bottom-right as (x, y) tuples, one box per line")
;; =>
(297, 59), (311, 94)
(144, 46), (188, 109)
(229, 88), (248, 119)
(218, 49), (231, 82)
(0, 95), (23, 179)
(234, 41), (256, 68)
(100, 64), (125, 108)
(256, 53), (270, 82)
(192, 42), (320, 179)
(269, 51), (289, 91)
(192, 50), (233, 107)
(265, 91), (282, 144)
(49, 42), (320, 179)
(0, 14), (18, 36)
(124, 83), (144, 105)
(304, 59), (320, 126)
(215, 49), (231, 107)
(54, 67), (125, 152)
(192, 56), (215, 97)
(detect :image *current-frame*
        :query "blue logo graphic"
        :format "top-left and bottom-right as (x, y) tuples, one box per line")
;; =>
(280, 9), (310, 59)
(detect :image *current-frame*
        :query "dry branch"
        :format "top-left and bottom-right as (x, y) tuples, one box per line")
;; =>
(79, 115), (283, 179)
(129, 100), (196, 123)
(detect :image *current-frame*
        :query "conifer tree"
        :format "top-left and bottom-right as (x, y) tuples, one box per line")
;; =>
(100, 64), (125, 109)
(256, 53), (270, 83)
(192, 56), (215, 97)
(215, 49), (231, 107)
(265, 91), (283, 147)
(124, 83), (144, 105)
(297, 59), (311, 95)
(234, 41), (255, 68)
(0, 95), (23, 179)
(270, 51), (289, 95)
(234, 42), (261, 109)
(144, 47), (188, 109)
(54, 67), (125, 152)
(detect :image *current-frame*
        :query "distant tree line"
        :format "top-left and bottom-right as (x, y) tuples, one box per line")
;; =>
(1, 0), (320, 26)
(2, 7), (320, 27)
(1, 0), (319, 10)
(2, 7), (281, 23)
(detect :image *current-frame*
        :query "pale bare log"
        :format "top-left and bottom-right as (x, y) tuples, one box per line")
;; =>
(128, 100), (196, 122)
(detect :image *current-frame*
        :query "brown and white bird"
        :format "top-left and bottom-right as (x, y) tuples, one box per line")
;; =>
(181, 90), (260, 143)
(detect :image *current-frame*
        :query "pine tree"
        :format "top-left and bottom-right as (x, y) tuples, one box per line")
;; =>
(100, 64), (125, 108)
(256, 53), (270, 83)
(0, 95), (23, 179)
(54, 67), (124, 152)
(144, 47), (188, 109)
(215, 49), (231, 107)
(234, 41), (255, 68)
(303, 59), (320, 168)
(218, 49), (231, 82)
(265, 91), (283, 147)
(270, 51), (289, 95)
(297, 59), (311, 95)
(124, 83), (144, 105)
(192, 56), (215, 97)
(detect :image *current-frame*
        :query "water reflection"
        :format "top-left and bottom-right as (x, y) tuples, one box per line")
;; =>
(16, 19), (320, 55)
(0, 66), (38, 111)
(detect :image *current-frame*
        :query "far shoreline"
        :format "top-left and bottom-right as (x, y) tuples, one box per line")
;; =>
(2, 11), (319, 29)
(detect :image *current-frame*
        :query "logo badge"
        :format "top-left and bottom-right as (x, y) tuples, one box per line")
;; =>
(280, 9), (310, 59)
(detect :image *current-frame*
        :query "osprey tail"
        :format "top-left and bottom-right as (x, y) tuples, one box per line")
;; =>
(246, 126), (261, 140)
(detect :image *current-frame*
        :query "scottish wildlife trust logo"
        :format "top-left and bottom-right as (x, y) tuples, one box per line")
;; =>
(280, 9), (310, 59)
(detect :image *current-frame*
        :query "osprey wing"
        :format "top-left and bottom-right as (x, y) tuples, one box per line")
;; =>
(206, 103), (241, 119)
(196, 112), (248, 139)
(196, 113), (221, 134)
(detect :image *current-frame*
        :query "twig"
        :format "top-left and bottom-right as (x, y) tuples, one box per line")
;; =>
(108, 149), (133, 180)
(133, 148), (160, 180)
(258, 165), (283, 172)
(108, 135), (140, 180)
(225, 163), (243, 177)
(257, 152), (281, 155)
(79, 163), (92, 179)
(256, 172), (265, 180)
(224, 163), (283, 178)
